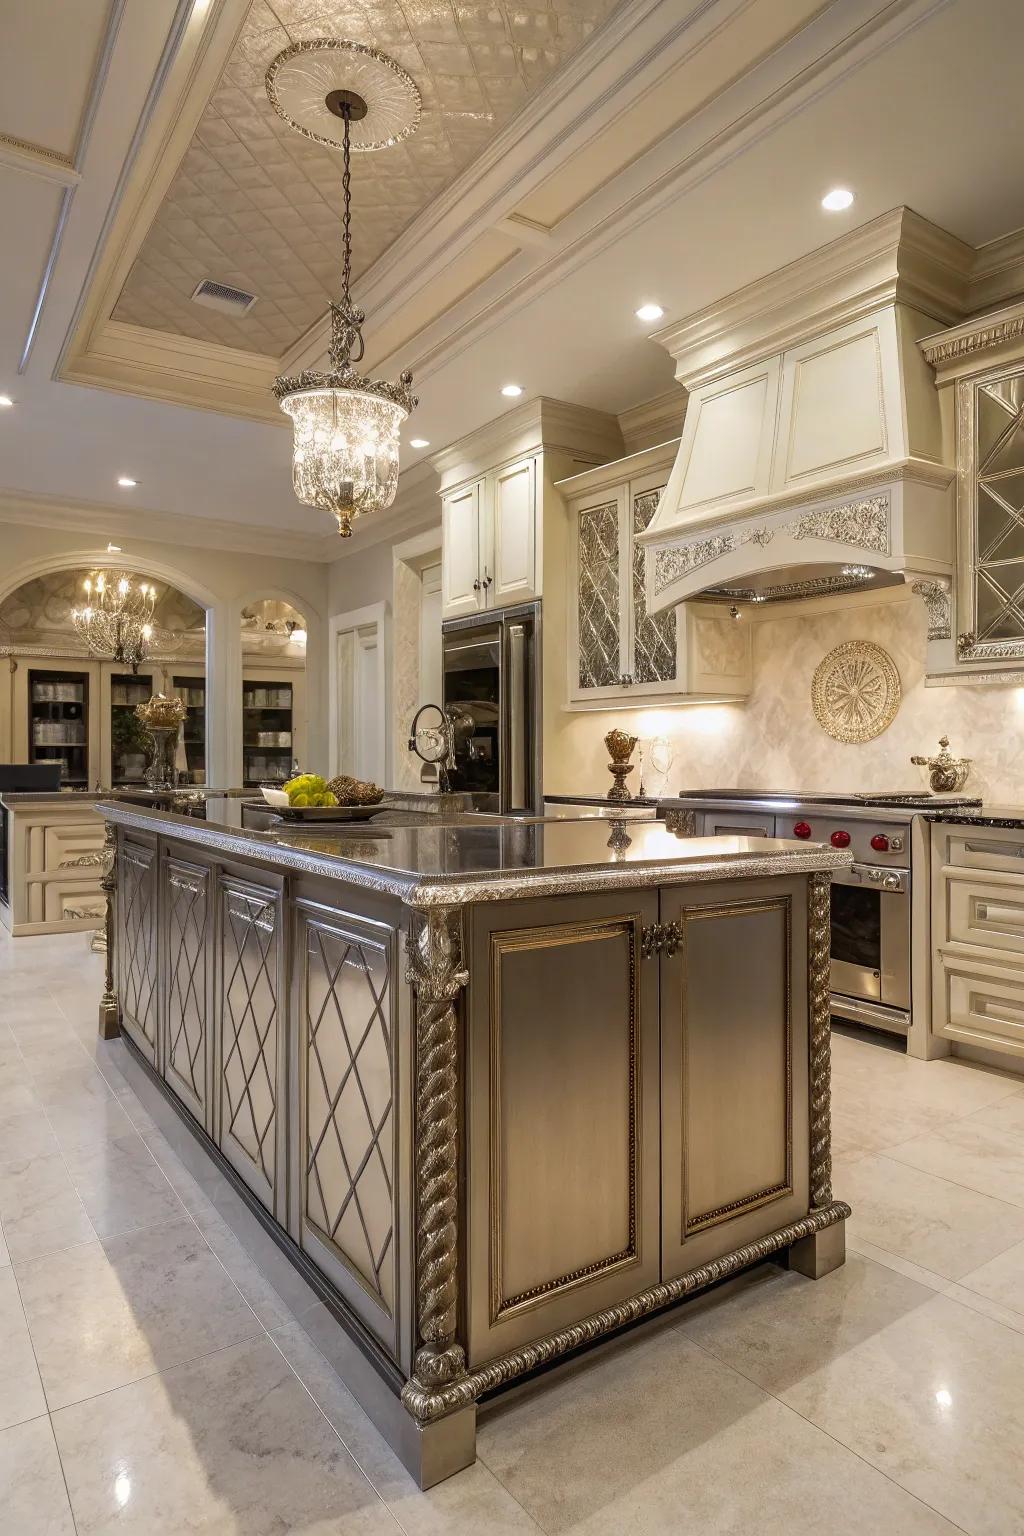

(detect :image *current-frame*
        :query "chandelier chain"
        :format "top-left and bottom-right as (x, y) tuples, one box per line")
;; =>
(341, 108), (352, 305)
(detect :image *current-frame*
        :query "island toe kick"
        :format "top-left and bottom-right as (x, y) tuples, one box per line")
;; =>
(98, 805), (849, 1488)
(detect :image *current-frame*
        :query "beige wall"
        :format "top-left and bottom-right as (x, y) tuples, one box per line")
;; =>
(0, 517), (329, 786)
(544, 589), (1024, 803)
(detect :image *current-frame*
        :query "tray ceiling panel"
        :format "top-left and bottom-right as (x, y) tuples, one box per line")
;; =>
(112, 0), (622, 356)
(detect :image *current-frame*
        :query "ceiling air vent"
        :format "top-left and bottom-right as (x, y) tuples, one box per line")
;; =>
(190, 278), (258, 316)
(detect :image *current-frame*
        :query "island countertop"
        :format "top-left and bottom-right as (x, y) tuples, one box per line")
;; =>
(97, 798), (850, 906)
(925, 803), (1024, 829)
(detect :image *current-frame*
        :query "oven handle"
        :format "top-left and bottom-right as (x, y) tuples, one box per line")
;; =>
(830, 863), (910, 895)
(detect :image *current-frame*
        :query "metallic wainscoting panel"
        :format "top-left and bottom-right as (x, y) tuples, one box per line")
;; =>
(118, 840), (158, 1062)
(216, 874), (283, 1216)
(295, 899), (400, 1355)
(161, 855), (210, 1128)
(660, 879), (808, 1283)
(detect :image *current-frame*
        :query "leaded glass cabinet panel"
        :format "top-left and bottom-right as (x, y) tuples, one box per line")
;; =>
(958, 364), (1024, 664)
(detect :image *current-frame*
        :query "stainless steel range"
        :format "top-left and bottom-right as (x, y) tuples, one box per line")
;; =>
(666, 789), (981, 1038)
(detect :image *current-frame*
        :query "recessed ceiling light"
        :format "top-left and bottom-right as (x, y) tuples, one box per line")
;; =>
(821, 187), (854, 212)
(0, 395), (13, 408)
(106, 543), (122, 553)
(409, 438), (430, 449)
(635, 303), (664, 322)
(117, 476), (138, 488)
(501, 384), (523, 398)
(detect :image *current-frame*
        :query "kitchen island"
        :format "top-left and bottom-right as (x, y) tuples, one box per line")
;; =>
(96, 798), (851, 1487)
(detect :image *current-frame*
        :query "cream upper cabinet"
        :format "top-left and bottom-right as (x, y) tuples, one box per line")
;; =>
(564, 450), (751, 707)
(441, 459), (539, 618)
(492, 456), (537, 607)
(441, 479), (485, 618)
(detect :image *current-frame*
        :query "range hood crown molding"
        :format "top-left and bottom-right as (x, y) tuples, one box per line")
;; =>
(653, 207), (973, 391)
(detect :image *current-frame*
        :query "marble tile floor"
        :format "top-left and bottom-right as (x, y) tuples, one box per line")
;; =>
(5, 934), (1024, 1532)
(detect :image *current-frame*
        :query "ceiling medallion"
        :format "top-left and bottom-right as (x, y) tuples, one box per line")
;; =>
(811, 641), (901, 744)
(267, 40), (421, 537)
(71, 572), (157, 674)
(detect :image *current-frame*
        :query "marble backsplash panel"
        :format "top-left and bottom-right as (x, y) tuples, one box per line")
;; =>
(546, 594), (1024, 803)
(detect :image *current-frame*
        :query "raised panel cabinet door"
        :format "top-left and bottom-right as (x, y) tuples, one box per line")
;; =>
(161, 855), (211, 1129)
(293, 901), (400, 1358)
(441, 481), (484, 619)
(659, 877), (809, 1282)
(465, 890), (660, 1365)
(216, 874), (284, 1217)
(117, 839), (158, 1062)
(491, 457), (537, 606)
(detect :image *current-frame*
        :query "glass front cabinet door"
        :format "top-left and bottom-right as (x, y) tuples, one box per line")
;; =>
(957, 362), (1024, 665)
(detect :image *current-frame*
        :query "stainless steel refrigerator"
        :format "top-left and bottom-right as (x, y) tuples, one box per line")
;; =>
(441, 602), (541, 813)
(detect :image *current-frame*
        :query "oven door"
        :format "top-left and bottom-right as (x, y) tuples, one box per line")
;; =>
(829, 864), (910, 1011)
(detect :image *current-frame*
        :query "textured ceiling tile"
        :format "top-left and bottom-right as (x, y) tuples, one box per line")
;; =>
(114, 0), (623, 355)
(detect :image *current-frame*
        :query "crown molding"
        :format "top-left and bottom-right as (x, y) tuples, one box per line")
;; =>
(652, 206), (974, 387)
(0, 490), (332, 563)
(555, 436), (681, 498)
(0, 135), (80, 188)
(918, 297), (1024, 382)
(429, 396), (622, 490)
(617, 387), (687, 453)
(61, 319), (282, 422)
(968, 226), (1024, 314)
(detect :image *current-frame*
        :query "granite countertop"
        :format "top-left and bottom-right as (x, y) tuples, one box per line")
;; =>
(97, 798), (850, 907)
(925, 804), (1024, 828)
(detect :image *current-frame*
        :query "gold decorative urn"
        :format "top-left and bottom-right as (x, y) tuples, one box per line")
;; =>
(604, 728), (639, 802)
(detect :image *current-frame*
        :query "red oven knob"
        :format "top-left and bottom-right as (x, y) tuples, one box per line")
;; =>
(792, 821), (812, 839)
(870, 833), (889, 852)
(830, 829), (851, 848)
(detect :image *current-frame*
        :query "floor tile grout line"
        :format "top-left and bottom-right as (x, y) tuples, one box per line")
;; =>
(679, 1328), (973, 1536)
(262, 1327), (408, 1532)
(868, 1144), (1024, 1218)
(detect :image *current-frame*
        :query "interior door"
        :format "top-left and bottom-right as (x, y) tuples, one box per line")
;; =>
(442, 481), (484, 618)
(492, 456), (537, 607)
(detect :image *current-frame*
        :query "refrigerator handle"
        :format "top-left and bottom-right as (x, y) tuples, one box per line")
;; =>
(507, 622), (528, 811)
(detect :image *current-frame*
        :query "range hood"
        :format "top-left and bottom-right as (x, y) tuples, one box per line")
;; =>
(640, 210), (972, 641)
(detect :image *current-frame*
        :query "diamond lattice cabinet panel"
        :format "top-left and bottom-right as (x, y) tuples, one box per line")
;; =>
(113, 0), (623, 355)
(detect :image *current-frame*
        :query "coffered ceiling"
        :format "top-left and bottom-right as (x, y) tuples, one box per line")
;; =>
(111, 0), (622, 355)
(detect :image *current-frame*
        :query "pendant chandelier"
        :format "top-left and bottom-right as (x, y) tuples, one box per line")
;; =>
(71, 572), (156, 674)
(266, 40), (421, 537)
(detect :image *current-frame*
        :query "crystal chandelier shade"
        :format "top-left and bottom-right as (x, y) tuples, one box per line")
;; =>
(71, 572), (156, 674)
(268, 41), (420, 537)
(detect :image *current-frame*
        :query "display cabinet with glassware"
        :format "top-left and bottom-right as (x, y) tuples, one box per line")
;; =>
(242, 676), (295, 786)
(172, 674), (206, 785)
(26, 667), (92, 786)
(107, 671), (157, 786)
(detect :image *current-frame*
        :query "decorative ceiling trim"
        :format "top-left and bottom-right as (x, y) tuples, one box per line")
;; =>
(919, 298), (1024, 379)
(0, 136), (79, 187)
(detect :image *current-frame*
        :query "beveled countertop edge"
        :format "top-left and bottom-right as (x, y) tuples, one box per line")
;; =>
(96, 801), (851, 908)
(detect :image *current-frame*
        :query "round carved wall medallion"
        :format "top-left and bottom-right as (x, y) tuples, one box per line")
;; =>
(811, 641), (901, 743)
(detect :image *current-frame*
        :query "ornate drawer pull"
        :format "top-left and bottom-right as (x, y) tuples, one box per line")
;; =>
(964, 841), (1024, 859)
(169, 873), (201, 894)
(976, 903), (1024, 927)
(226, 897), (275, 935)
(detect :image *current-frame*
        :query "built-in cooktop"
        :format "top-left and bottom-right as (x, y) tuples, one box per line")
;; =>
(671, 789), (982, 809)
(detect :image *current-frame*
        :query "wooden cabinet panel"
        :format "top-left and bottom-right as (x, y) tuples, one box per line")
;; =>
(43, 878), (105, 924)
(42, 819), (105, 873)
(492, 457), (536, 606)
(946, 874), (1024, 959)
(117, 839), (158, 1062)
(441, 481), (484, 619)
(659, 878), (808, 1281)
(216, 873), (285, 1217)
(937, 955), (1024, 1058)
(292, 899), (400, 1358)
(162, 855), (212, 1129)
(465, 891), (660, 1366)
(943, 828), (1024, 875)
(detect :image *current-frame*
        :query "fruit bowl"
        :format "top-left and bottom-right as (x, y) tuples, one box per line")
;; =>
(260, 787), (290, 808)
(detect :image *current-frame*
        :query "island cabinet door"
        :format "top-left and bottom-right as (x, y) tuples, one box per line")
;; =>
(159, 852), (213, 1131)
(214, 870), (286, 1221)
(465, 891), (661, 1366)
(116, 836), (158, 1063)
(289, 899), (402, 1361)
(659, 876), (810, 1282)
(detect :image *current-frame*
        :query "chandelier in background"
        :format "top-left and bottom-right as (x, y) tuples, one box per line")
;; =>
(72, 573), (156, 674)
(267, 40), (421, 537)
